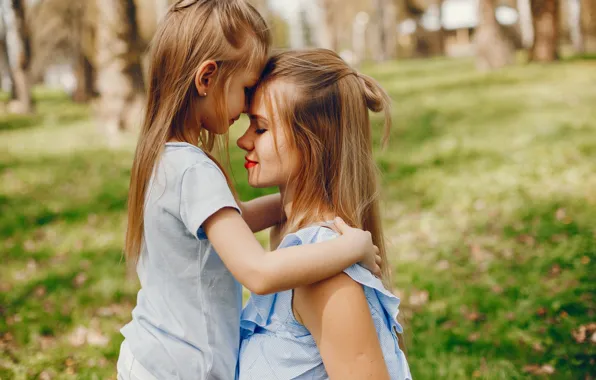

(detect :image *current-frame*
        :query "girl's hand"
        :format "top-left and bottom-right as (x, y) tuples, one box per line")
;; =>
(333, 217), (382, 277)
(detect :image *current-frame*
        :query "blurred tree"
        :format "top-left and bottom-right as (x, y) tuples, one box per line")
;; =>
(566, 0), (584, 52)
(529, 0), (560, 61)
(373, 0), (399, 60)
(27, 0), (97, 101)
(518, 0), (535, 48)
(95, 0), (145, 138)
(581, 0), (596, 52)
(72, 1), (96, 103)
(2, 0), (33, 113)
(0, 11), (16, 100)
(475, 0), (516, 70)
(319, 0), (341, 51)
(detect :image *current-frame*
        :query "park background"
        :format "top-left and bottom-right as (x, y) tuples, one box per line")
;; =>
(0, 0), (595, 378)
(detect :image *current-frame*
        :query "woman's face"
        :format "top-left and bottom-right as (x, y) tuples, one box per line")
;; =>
(236, 82), (300, 190)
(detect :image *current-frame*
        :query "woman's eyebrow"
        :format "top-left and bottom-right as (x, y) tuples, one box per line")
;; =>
(248, 114), (269, 124)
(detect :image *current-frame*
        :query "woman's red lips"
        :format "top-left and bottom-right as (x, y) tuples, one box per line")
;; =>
(244, 158), (258, 169)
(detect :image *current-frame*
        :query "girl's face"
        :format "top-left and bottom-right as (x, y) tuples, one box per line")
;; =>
(236, 82), (300, 190)
(200, 67), (260, 134)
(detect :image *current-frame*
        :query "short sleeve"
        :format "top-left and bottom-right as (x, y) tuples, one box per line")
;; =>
(180, 162), (240, 239)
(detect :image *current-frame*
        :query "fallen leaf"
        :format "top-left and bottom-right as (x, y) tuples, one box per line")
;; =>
(68, 326), (87, 347)
(549, 264), (561, 277)
(517, 234), (535, 246)
(39, 371), (53, 380)
(532, 342), (545, 352)
(468, 332), (480, 342)
(39, 336), (56, 350)
(581, 256), (590, 265)
(67, 325), (109, 348)
(34, 286), (46, 298)
(465, 311), (486, 322)
(87, 330), (109, 347)
(491, 285), (503, 294)
(441, 320), (457, 330)
(435, 260), (449, 271)
(408, 290), (429, 307)
(523, 364), (555, 375)
(73, 273), (87, 288)
(555, 208), (566, 221)
(572, 323), (596, 344)
(24, 240), (36, 252)
(536, 307), (547, 317)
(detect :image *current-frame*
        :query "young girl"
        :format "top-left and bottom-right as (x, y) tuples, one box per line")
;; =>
(118, 2), (381, 379)
(237, 49), (412, 379)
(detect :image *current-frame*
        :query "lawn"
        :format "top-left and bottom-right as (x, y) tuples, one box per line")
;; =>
(1, 57), (595, 379)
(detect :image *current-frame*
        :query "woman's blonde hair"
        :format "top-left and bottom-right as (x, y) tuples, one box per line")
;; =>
(125, 0), (270, 264)
(257, 49), (393, 285)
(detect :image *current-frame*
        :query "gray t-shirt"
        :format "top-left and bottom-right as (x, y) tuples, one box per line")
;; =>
(121, 142), (241, 380)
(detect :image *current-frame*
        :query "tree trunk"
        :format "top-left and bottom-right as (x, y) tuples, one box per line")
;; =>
(73, 52), (95, 103)
(73, 1), (96, 103)
(581, 0), (596, 52)
(3, 0), (33, 113)
(518, 0), (535, 48)
(529, 0), (560, 61)
(372, 0), (399, 60)
(567, 0), (584, 52)
(318, 0), (339, 51)
(96, 0), (145, 139)
(475, 0), (516, 70)
(0, 16), (15, 98)
(436, 0), (446, 56)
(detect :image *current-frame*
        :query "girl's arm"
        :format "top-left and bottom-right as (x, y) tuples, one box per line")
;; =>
(203, 207), (380, 295)
(293, 274), (391, 380)
(240, 193), (284, 233)
(269, 222), (283, 250)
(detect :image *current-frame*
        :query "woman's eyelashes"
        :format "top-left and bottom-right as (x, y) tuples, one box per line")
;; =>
(255, 128), (267, 135)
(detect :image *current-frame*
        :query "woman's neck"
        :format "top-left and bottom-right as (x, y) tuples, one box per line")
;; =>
(279, 184), (295, 220)
(280, 183), (335, 224)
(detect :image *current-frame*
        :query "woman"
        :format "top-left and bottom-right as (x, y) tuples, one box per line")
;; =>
(236, 49), (411, 379)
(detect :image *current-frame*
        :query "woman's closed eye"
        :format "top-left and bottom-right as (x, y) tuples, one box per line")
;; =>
(255, 128), (268, 135)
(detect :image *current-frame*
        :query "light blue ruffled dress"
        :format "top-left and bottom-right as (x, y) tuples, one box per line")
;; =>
(238, 225), (412, 380)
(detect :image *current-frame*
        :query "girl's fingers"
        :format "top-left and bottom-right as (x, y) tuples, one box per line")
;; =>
(332, 217), (349, 234)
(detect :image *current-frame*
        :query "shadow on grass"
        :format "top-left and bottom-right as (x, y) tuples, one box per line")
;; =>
(0, 91), (90, 132)
(562, 53), (596, 62)
(0, 150), (130, 241)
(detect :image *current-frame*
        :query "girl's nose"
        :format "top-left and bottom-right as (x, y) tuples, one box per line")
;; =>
(236, 129), (253, 151)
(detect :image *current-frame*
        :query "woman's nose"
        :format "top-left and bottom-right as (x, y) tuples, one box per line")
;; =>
(237, 129), (253, 151)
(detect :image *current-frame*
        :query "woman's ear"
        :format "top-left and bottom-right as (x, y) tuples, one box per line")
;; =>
(194, 60), (218, 96)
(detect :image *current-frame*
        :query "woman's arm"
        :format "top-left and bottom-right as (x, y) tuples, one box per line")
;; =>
(240, 193), (284, 233)
(293, 274), (391, 380)
(202, 207), (380, 295)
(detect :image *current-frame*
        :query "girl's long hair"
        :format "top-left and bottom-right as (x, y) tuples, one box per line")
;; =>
(258, 49), (393, 286)
(125, 0), (270, 264)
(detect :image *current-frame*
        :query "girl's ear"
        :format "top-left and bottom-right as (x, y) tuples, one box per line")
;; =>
(194, 60), (219, 96)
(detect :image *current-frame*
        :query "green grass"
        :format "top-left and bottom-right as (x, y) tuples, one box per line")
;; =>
(1, 57), (595, 379)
